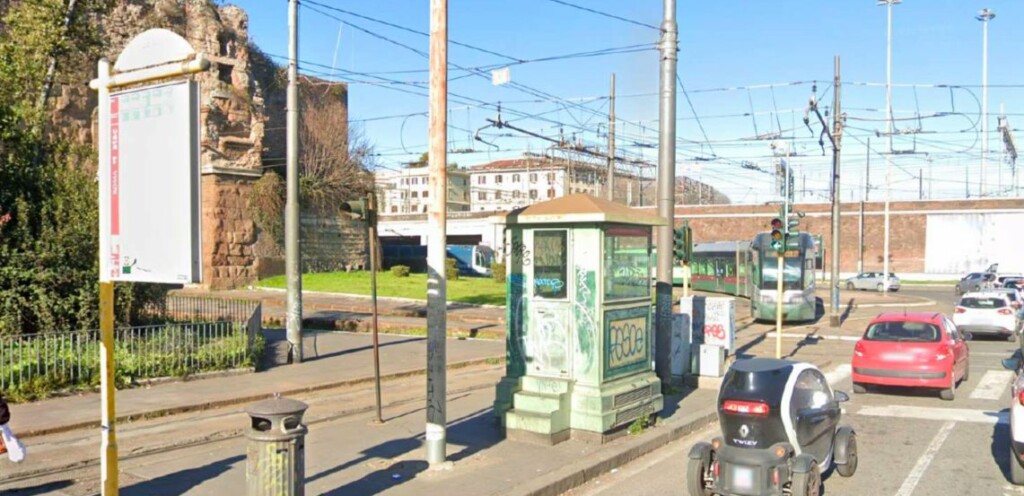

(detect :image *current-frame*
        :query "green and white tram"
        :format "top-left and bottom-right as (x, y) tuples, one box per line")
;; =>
(672, 232), (818, 323)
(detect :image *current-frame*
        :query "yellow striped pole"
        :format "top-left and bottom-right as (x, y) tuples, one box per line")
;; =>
(99, 281), (119, 495)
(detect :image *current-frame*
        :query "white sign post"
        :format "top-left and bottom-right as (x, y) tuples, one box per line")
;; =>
(89, 29), (208, 496)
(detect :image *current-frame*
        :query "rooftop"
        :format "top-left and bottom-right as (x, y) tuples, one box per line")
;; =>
(505, 193), (666, 226)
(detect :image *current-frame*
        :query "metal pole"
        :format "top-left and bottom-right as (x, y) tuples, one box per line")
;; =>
(655, 0), (678, 388)
(858, 201), (865, 273)
(370, 194), (383, 424)
(979, 9), (995, 197)
(919, 169), (924, 200)
(285, 0), (303, 363)
(865, 137), (871, 201)
(829, 55), (842, 327)
(775, 254), (783, 359)
(426, 0), (448, 467)
(607, 73), (616, 201)
(882, 0), (896, 296)
(96, 56), (119, 496)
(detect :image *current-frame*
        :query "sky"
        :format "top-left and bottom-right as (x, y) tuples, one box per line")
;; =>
(229, 0), (1024, 204)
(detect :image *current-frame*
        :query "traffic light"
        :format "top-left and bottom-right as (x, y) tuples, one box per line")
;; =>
(769, 217), (784, 253)
(672, 223), (693, 263)
(340, 198), (376, 225)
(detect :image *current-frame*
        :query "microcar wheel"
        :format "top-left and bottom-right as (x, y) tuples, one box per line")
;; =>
(686, 456), (710, 496)
(1011, 449), (1024, 485)
(835, 432), (858, 477)
(791, 463), (821, 496)
(939, 378), (955, 401)
(852, 382), (867, 394)
(846, 282), (854, 290)
(876, 283), (884, 292)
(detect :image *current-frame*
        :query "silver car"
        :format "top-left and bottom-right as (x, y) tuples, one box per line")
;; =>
(956, 272), (996, 296)
(845, 272), (901, 292)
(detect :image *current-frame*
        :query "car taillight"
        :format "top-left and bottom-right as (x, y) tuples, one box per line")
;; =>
(999, 308), (1013, 315)
(955, 307), (967, 314)
(935, 345), (950, 361)
(723, 400), (770, 417)
(1018, 389), (1024, 407)
(854, 341), (866, 357)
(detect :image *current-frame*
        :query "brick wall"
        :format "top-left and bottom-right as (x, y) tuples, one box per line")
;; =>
(201, 173), (259, 289)
(653, 198), (1024, 274)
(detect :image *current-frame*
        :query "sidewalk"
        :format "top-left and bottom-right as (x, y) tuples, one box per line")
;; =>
(8, 331), (504, 439)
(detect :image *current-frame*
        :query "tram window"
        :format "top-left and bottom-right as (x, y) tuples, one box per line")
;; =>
(761, 258), (803, 290)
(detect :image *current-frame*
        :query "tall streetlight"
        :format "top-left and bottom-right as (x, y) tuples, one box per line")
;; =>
(878, 0), (899, 295)
(978, 8), (996, 197)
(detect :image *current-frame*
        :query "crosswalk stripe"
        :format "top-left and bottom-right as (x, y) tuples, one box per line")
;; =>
(970, 370), (1014, 400)
(856, 404), (1008, 424)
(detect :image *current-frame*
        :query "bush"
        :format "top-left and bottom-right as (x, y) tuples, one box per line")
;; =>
(491, 262), (507, 283)
(446, 258), (460, 280)
(391, 265), (411, 277)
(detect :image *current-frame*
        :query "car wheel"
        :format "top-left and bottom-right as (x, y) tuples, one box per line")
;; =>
(876, 283), (884, 292)
(686, 456), (711, 496)
(940, 377), (955, 401)
(852, 382), (867, 394)
(846, 282), (854, 290)
(963, 361), (970, 383)
(955, 286), (963, 296)
(790, 463), (821, 496)
(1011, 449), (1024, 485)
(835, 431), (858, 477)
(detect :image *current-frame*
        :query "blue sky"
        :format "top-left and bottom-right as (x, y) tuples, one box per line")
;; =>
(230, 0), (1024, 204)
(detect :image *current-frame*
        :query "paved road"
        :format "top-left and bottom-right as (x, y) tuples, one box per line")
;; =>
(569, 286), (1024, 496)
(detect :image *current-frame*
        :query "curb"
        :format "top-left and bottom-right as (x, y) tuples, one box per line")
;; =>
(18, 356), (505, 440)
(509, 408), (719, 496)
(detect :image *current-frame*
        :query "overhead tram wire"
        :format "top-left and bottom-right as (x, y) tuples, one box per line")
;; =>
(540, 0), (663, 32)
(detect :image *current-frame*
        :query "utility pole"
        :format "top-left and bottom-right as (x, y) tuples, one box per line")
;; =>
(425, 0), (448, 468)
(865, 137), (871, 201)
(655, 0), (678, 389)
(285, 0), (303, 362)
(880, 0), (899, 296)
(978, 8), (995, 197)
(858, 201), (865, 273)
(607, 74), (616, 201)
(829, 56), (842, 328)
(919, 168), (923, 200)
(369, 193), (383, 424)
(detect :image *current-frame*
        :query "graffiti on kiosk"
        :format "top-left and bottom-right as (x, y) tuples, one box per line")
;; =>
(608, 317), (647, 369)
(534, 278), (565, 293)
(508, 240), (532, 266)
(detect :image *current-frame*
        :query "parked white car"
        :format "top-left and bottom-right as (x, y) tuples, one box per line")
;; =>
(845, 272), (901, 292)
(1001, 352), (1024, 484)
(953, 292), (1021, 341)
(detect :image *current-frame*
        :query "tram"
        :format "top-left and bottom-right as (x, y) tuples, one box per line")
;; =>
(673, 232), (818, 323)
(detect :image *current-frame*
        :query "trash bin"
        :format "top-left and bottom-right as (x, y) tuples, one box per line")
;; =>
(245, 396), (308, 496)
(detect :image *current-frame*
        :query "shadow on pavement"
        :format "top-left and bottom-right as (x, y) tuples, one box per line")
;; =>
(3, 480), (73, 495)
(317, 407), (499, 495)
(992, 409), (1012, 482)
(122, 454), (245, 496)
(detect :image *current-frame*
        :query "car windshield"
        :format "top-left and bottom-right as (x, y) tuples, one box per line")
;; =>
(864, 321), (941, 342)
(960, 297), (1007, 309)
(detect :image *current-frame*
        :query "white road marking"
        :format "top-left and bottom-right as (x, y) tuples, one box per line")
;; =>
(971, 370), (1014, 400)
(825, 363), (852, 386)
(975, 351), (1018, 357)
(895, 421), (956, 496)
(857, 405), (1008, 425)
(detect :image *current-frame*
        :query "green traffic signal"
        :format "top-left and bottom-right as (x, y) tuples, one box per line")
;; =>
(672, 224), (693, 263)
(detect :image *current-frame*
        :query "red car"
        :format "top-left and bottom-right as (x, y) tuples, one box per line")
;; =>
(852, 312), (970, 401)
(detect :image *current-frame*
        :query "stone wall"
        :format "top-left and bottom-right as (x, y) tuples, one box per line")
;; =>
(201, 172), (259, 289)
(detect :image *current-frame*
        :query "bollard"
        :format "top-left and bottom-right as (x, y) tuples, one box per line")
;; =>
(245, 396), (308, 496)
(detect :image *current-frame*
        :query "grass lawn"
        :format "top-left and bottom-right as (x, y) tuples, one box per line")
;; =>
(257, 271), (507, 306)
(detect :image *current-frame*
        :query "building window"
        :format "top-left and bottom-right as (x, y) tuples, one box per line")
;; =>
(478, 176), (486, 184)
(412, 191), (419, 198)
(479, 191), (487, 200)
(530, 190), (538, 199)
(512, 174), (520, 182)
(423, 205), (428, 213)
(547, 188), (555, 198)
(422, 190), (429, 198)
(530, 173), (537, 183)
(391, 206), (398, 213)
(496, 174), (503, 184)
(513, 190), (521, 199)
(547, 172), (556, 184)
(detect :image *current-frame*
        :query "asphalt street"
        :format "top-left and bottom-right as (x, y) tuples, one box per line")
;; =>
(569, 285), (1024, 496)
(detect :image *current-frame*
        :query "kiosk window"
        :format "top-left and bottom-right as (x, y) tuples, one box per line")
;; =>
(534, 231), (568, 299)
(604, 230), (651, 300)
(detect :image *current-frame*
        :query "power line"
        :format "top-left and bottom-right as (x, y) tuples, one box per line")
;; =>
(541, 0), (662, 31)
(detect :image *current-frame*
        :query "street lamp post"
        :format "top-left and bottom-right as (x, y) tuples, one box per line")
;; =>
(878, 0), (899, 295)
(978, 8), (996, 198)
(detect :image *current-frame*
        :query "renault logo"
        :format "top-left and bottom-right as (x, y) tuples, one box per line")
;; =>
(739, 424), (750, 438)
